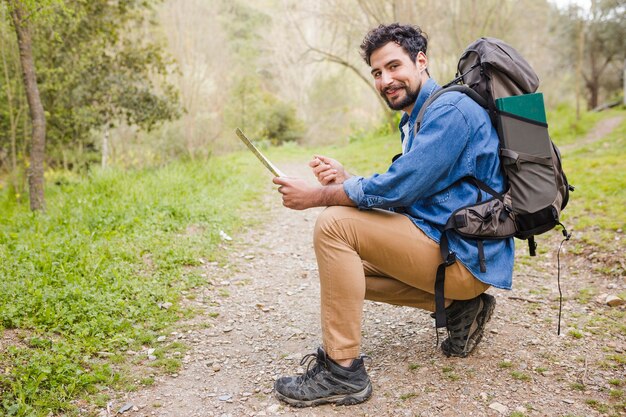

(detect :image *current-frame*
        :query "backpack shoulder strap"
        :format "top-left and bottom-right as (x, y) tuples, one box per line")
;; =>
(414, 85), (488, 135)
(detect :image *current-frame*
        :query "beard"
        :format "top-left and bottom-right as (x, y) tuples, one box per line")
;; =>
(381, 83), (420, 111)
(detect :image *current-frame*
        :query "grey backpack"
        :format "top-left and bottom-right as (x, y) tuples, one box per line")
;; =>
(417, 38), (573, 330)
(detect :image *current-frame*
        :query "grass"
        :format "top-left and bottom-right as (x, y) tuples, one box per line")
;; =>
(441, 366), (460, 381)
(510, 370), (531, 381)
(498, 360), (513, 369)
(546, 104), (612, 147)
(399, 392), (418, 401)
(508, 107), (625, 279)
(0, 105), (623, 415)
(568, 329), (584, 339)
(0, 154), (266, 416)
(557, 110), (626, 256)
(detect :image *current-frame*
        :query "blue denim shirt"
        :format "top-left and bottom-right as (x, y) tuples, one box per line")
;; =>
(343, 79), (514, 289)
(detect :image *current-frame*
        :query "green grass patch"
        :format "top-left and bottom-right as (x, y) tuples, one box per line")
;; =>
(568, 329), (584, 339)
(265, 127), (398, 180)
(399, 392), (418, 401)
(498, 360), (513, 369)
(558, 111), (626, 255)
(585, 399), (610, 413)
(0, 155), (266, 416)
(575, 287), (597, 304)
(546, 105), (615, 147)
(510, 370), (531, 381)
(441, 366), (460, 381)
(607, 354), (626, 365)
(570, 382), (585, 391)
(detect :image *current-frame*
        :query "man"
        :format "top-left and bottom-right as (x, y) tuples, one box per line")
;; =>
(272, 23), (514, 407)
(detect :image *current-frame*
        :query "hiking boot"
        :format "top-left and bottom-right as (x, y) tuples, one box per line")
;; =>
(274, 346), (372, 407)
(441, 292), (496, 358)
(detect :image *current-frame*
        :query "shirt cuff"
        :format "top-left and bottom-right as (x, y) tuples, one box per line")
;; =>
(342, 176), (365, 206)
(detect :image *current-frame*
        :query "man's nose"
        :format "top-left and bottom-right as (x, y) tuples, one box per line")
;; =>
(380, 71), (393, 85)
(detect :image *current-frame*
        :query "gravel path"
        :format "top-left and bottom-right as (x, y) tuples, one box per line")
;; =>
(102, 161), (625, 417)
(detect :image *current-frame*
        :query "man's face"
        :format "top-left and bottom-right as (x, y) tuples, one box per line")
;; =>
(370, 42), (426, 113)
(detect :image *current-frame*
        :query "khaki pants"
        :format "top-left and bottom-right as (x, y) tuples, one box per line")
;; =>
(313, 206), (490, 360)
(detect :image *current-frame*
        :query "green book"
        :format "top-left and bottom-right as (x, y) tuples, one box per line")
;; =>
(495, 92), (547, 124)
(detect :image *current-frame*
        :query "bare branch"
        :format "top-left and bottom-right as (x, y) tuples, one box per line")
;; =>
(287, 9), (390, 113)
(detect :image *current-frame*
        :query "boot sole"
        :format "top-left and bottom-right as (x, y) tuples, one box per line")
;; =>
(275, 381), (372, 408)
(442, 293), (496, 358)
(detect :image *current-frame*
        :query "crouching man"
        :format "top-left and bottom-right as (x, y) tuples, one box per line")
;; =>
(272, 23), (513, 407)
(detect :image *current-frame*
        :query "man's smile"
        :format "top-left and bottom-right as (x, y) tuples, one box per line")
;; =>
(383, 85), (405, 99)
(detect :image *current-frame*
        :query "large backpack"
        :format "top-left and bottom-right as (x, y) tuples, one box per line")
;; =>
(417, 38), (574, 330)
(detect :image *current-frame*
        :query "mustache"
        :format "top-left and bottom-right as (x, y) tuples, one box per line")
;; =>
(382, 83), (407, 94)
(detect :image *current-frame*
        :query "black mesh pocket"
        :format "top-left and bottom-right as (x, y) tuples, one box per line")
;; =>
(515, 207), (558, 239)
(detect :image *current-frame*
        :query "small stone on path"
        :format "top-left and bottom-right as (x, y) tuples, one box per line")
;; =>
(489, 402), (508, 414)
(606, 294), (624, 307)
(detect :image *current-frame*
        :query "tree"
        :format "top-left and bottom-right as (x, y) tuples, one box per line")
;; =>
(561, 0), (626, 109)
(219, 0), (304, 146)
(283, 0), (556, 131)
(36, 0), (179, 170)
(4, 0), (54, 211)
(158, 0), (231, 158)
(0, 0), (179, 207)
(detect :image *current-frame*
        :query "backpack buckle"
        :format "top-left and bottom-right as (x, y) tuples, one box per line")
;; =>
(444, 251), (456, 266)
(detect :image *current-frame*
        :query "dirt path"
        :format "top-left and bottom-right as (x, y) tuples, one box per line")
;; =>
(102, 161), (625, 417)
(560, 115), (624, 152)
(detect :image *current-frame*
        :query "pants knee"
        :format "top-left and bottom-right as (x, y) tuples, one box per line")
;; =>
(313, 206), (355, 246)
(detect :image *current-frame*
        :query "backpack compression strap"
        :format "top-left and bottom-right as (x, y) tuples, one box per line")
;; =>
(434, 230), (456, 328)
(414, 85), (488, 134)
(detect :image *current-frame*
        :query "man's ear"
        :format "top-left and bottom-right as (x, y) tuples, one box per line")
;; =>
(415, 51), (428, 70)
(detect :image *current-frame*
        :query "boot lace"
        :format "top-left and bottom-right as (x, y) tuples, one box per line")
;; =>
(298, 352), (326, 383)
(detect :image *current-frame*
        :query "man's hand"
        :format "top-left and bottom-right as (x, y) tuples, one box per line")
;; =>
(309, 155), (351, 185)
(273, 177), (322, 210)
(273, 176), (355, 210)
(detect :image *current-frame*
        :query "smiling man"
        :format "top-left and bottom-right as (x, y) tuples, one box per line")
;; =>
(272, 23), (513, 407)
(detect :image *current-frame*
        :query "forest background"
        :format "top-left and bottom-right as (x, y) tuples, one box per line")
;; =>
(1, 0), (624, 197)
(0, 0), (624, 416)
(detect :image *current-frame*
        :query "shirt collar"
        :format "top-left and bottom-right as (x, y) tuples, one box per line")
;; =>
(399, 78), (440, 129)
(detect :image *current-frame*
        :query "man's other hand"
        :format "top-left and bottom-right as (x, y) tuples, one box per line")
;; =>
(273, 177), (321, 210)
(309, 155), (350, 185)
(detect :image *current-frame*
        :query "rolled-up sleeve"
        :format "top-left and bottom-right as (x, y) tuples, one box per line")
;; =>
(342, 176), (366, 206)
(343, 101), (472, 210)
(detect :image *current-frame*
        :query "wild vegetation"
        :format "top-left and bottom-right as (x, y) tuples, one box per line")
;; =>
(0, 0), (624, 415)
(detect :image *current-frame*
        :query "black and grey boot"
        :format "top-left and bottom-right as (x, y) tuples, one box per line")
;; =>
(274, 347), (372, 407)
(441, 292), (496, 358)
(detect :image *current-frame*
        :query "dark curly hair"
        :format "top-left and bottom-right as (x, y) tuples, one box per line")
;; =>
(360, 23), (428, 66)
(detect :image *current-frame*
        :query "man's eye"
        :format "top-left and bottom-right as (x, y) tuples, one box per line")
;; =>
(373, 72), (381, 78)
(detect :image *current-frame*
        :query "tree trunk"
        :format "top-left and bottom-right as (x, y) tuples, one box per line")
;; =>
(102, 124), (109, 169)
(8, 0), (46, 211)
